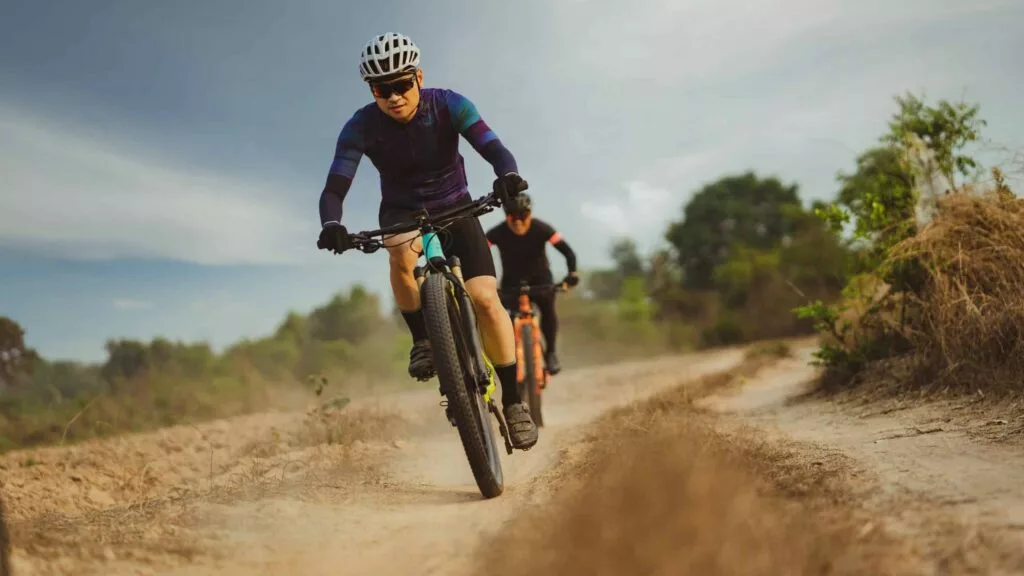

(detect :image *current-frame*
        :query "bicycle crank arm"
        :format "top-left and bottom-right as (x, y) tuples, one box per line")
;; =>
(487, 399), (514, 455)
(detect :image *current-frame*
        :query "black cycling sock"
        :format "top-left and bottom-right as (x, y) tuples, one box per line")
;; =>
(401, 310), (428, 342)
(495, 363), (521, 407)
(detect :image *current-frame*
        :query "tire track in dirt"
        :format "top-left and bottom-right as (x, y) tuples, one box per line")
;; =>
(701, 345), (1024, 574)
(4, 347), (747, 575)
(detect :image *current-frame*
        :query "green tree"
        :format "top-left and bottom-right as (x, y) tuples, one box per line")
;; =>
(584, 238), (648, 300)
(101, 339), (150, 384)
(819, 92), (986, 255)
(610, 238), (645, 278)
(0, 316), (36, 386)
(666, 172), (802, 290)
(308, 285), (383, 343)
(884, 92), (986, 185)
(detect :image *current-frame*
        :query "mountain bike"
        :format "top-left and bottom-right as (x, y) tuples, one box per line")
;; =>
(500, 282), (565, 428)
(322, 191), (515, 499)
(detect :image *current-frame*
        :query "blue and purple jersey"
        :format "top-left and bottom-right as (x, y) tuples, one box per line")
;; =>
(319, 88), (518, 226)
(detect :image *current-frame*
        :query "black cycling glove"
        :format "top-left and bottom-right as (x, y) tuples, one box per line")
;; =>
(561, 273), (580, 288)
(317, 223), (353, 254)
(493, 172), (528, 207)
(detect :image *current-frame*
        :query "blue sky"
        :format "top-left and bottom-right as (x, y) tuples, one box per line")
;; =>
(2, 0), (1022, 361)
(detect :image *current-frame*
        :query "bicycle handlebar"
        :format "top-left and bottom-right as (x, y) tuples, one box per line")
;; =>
(324, 191), (503, 255)
(498, 283), (569, 298)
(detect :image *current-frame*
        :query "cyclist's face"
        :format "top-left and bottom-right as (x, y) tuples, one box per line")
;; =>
(506, 213), (532, 235)
(371, 69), (423, 122)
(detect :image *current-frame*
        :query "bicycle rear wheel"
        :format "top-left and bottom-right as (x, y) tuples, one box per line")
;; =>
(520, 323), (543, 427)
(421, 272), (504, 498)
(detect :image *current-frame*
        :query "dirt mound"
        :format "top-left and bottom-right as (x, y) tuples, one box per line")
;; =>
(890, 178), (1024, 394)
(812, 172), (1024, 402)
(477, 358), (915, 576)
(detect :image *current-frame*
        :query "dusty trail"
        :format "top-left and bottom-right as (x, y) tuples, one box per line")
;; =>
(9, 341), (1024, 574)
(702, 345), (1024, 574)
(4, 348), (745, 575)
(165, 348), (745, 576)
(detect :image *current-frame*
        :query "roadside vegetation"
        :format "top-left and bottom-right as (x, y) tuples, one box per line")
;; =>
(793, 93), (1024, 405)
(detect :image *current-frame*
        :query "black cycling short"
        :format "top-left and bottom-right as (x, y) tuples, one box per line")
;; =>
(379, 195), (497, 281)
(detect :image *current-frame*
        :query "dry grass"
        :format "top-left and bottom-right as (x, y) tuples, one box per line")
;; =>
(6, 402), (407, 572)
(293, 401), (406, 449)
(890, 181), (1024, 395)
(813, 173), (1024, 403)
(478, 358), (916, 576)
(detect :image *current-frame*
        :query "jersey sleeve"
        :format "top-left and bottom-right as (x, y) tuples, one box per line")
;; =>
(320, 110), (369, 225)
(535, 220), (559, 243)
(443, 89), (518, 176)
(538, 220), (577, 273)
(329, 109), (368, 180)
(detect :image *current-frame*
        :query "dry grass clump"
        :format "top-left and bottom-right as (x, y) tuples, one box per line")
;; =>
(890, 176), (1024, 393)
(293, 400), (407, 449)
(479, 360), (914, 576)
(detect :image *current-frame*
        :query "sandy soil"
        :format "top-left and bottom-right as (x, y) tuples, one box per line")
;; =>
(6, 340), (1024, 575)
(702, 345), (1024, 574)
(3, 347), (745, 575)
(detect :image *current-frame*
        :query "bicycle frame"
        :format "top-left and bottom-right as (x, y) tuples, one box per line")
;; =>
(504, 283), (563, 391)
(510, 291), (547, 390)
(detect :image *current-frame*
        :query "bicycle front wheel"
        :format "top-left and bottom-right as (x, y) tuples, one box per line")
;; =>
(520, 323), (543, 427)
(421, 273), (504, 498)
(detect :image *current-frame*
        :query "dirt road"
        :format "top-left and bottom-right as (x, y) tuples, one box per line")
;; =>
(5, 341), (1024, 574)
(3, 348), (745, 575)
(701, 346), (1024, 574)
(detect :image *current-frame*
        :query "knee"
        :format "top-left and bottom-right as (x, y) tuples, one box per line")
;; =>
(467, 283), (503, 317)
(387, 247), (417, 275)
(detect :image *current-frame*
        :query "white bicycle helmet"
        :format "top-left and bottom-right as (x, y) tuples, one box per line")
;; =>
(359, 32), (421, 82)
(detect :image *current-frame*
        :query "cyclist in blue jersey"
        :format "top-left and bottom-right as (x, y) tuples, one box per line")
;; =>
(317, 32), (537, 450)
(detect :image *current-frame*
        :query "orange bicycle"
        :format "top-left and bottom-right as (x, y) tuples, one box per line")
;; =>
(502, 281), (566, 427)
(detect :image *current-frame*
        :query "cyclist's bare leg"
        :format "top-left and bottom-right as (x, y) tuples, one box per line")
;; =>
(465, 274), (537, 448)
(464, 275), (515, 366)
(384, 231), (422, 311)
(385, 231), (433, 378)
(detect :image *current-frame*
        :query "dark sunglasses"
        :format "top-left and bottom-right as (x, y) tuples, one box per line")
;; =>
(370, 76), (417, 99)
(508, 212), (531, 222)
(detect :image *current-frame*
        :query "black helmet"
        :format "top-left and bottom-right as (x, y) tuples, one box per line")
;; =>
(504, 192), (532, 216)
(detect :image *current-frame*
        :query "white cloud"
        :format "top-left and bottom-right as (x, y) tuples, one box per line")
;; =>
(580, 181), (678, 252)
(558, 0), (1015, 84)
(0, 105), (314, 265)
(111, 298), (154, 310)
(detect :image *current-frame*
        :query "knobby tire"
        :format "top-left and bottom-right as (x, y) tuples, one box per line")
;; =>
(520, 323), (543, 427)
(421, 273), (504, 498)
